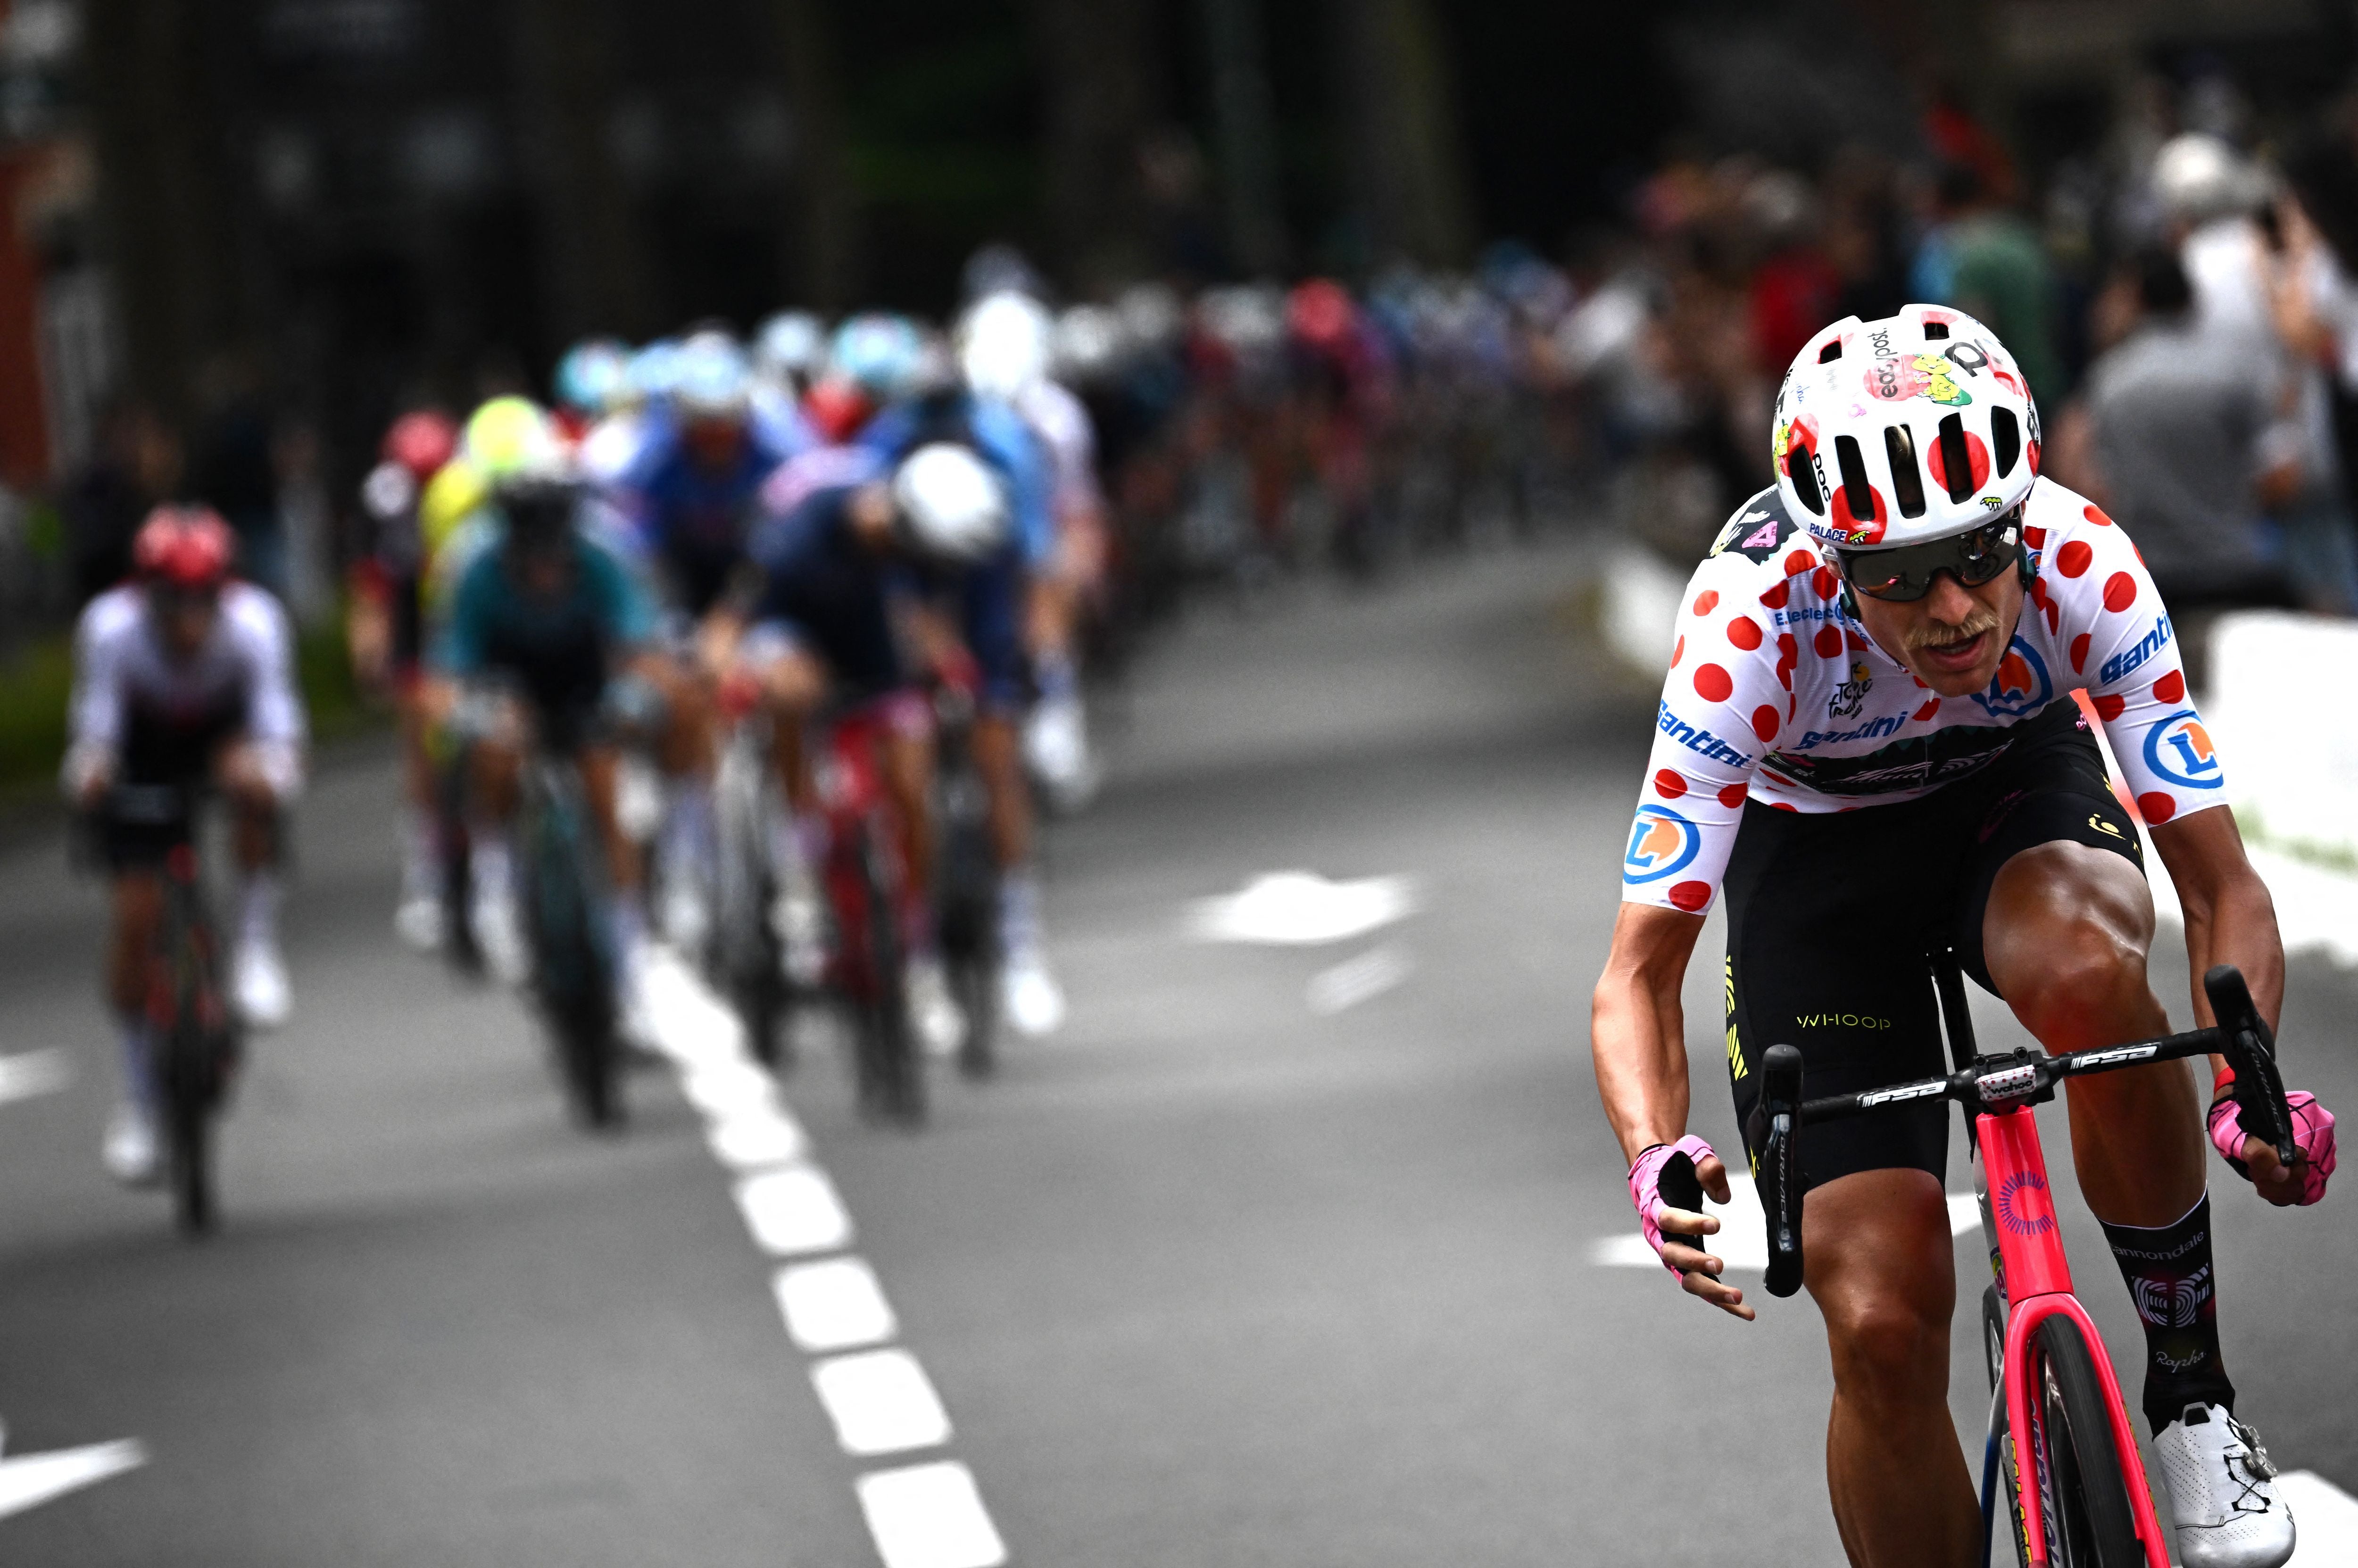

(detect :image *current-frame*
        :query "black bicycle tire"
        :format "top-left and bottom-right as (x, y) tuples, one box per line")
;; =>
(858, 826), (922, 1126)
(526, 778), (623, 1128)
(166, 1020), (214, 1235)
(2029, 1314), (2145, 1568)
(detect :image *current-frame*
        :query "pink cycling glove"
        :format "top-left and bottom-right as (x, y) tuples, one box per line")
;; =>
(2209, 1070), (2336, 1206)
(1627, 1134), (1719, 1277)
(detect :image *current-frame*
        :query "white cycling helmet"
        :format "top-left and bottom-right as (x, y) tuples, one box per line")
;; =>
(1771, 304), (2041, 550)
(958, 290), (1054, 399)
(892, 442), (1009, 562)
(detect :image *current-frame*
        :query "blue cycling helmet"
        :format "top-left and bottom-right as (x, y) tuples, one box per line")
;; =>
(756, 311), (827, 386)
(829, 313), (926, 401)
(672, 328), (752, 419)
(554, 338), (632, 416)
(628, 339), (684, 404)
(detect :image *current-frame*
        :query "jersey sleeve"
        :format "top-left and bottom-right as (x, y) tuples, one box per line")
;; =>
(232, 587), (308, 751)
(432, 556), (492, 676)
(67, 595), (127, 753)
(1621, 556), (1786, 914)
(2059, 508), (2225, 826)
(584, 538), (658, 648)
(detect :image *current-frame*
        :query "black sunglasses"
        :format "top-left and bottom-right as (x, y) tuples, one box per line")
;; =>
(1834, 510), (2024, 603)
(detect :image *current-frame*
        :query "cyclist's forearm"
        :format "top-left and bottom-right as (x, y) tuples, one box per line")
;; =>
(1592, 974), (1694, 1163)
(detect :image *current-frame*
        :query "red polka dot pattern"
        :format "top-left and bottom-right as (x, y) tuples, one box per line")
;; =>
(1845, 631), (1868, 652)
(2084, 504), (2113, 527)
(1718, 783), (1748, 808)
(1759, 581), (1790, 610)
(1694, 664), (1734, 702)
(2138, 792), (2175, 824)
(1693, 590), (1719, 615)
(1751, 705), (1779, 742)
(2092, 693), (2126, 722)
(2057, 540), (2093, 578)
(1671, 635), (1684, 668)
(1771, 801), (1799, 813)
(1913, 699), (1940, 721)
(1783, 549), (1814, 577)
(1654, 769), (1687, 799)
(1813, 627), (1843, 657)
(2102, 572), (2137, 613)
(2069, 633), (2091, 673)
(1925, 426), (1991, 495)
(2153, 671), (2185, 703)
(1811, 566), (1837, 600)
(1727, 616), (1763, 650)
(1668, 881), (1711, 912)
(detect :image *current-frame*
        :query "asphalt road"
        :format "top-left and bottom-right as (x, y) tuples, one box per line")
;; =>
(3, 533), (2354, 1567)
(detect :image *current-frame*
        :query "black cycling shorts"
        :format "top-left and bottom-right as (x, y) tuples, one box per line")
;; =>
(1720, 701), (2145, 1193)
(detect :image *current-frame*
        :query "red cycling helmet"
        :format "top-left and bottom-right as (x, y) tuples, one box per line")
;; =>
(1287, 278), (1357, 351)
(382, 408), (459, 482)
(133, 505), (236, 591)
(803, 376), (874, 446)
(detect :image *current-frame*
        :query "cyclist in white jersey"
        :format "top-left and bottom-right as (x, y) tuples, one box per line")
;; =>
(1592, 306), (2336, 1568)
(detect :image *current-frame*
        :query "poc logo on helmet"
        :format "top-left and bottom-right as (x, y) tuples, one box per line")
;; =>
(1623, 805), (1701, 884)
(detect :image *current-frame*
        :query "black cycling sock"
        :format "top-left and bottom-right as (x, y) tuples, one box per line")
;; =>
(2100, 1192), (2235, 1436)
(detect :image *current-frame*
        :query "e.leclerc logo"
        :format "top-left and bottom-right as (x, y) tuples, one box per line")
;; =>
(1624, 805), (1702, 885)
(2143, 709), (2222, 791)
(1969, 637), (2051, 719)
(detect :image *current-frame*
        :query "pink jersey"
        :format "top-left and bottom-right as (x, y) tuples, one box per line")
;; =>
(1622, 478), (2220, 914)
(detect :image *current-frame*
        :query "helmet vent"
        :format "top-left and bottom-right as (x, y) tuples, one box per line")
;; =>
(1922, 321), (1950, 340)
(1991, 406), (2020, 478)
(1818, 339), (1844, 363)
(1834, 434), (1875, 520)
(1785, 445), (1824, 515)
(1884, 426), (1927, 517)
(1937, 413), (1974, 503)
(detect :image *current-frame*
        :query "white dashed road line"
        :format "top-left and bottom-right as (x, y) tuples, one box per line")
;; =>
(0, 1427), (146, 1521)
(637, 949), (1007, 1568)
(1306, 943), (1413, 1016)
(1590, 1178), (1979, 1269)
(0, 1050), (70, 1108)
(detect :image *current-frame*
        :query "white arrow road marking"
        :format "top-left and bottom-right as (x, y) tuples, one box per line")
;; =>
(0, 1050), (70, 1108)
(810, 1350), (953, 1457)
(1306, 944), (1412, 1016)
(857, 1461), (1008, 1568)
(0, 1432), (146, 1520)
(2283, 1471), (2358, 1565)
(1187, 871), (1420, 946)
(1591, 1178), (1980, 1269)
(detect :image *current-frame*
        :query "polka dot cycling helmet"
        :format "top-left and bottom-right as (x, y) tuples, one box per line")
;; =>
(1770, 304), (2041, 551)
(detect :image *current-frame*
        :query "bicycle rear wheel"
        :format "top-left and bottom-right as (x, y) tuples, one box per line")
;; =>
(2024, 1314), (2145, 1568)
(525, 786), (623, 1129)
(842, 823), (921, 1126)
(163, 1020), (215, 1235)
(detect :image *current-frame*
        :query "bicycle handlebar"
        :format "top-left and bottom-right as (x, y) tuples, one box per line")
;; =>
(1752, 963), (2292, 1300)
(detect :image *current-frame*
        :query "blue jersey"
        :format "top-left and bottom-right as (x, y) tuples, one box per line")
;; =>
(614, 406), (807, 615)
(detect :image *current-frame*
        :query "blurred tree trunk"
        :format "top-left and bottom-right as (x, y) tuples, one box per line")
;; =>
(509, 0), (653, 343)
(1327, 0), (1473, 269)
(1020, 0), (1156, 291)
(1199, 0), (1287, 275)
(84, 0), (241, 423)
(757, 0), (858, 311)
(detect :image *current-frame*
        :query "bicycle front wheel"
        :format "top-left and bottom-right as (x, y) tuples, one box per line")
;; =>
(2026, 1314), (2145, 1568)
(163, 1020), (216, 1236)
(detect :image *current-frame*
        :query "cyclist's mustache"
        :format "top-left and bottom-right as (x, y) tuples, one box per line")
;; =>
(1904, 602), (2001, 653)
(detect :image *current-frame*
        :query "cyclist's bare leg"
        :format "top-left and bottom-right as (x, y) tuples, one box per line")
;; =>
(971, 712), (1029, 872)
(1805, 1167), (1981, 1568)
(578, 745), (639, 895)
(216, 740), (280, 876)
(107, 872), (165, 1017)
(1982, 840), (2205, 1226)
(754, 647), (827, 816)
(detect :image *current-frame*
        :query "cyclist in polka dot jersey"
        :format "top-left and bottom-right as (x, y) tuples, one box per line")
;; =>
(1592, 306), (2334, 1568)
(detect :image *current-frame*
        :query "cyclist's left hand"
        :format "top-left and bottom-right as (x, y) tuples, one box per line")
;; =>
(2210, 1080), (2336, 1207)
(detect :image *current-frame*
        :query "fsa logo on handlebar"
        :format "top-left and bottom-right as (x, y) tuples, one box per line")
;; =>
(2076, 1044), (2158, 1069)
(1858, 1081), (1944, 1107)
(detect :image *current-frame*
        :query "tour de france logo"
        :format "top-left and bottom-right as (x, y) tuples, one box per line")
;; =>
(2142, 710), (2223, 792)
(1623, 804), (1701, 884)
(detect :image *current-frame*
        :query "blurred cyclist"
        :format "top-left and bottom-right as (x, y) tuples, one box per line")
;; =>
(860, 347), (1068, 1038)
(66, 506), (307, 1184)
(352, 408), (462, 950)
(958, 290), (1107, 813)
(423, 449), (663, 1020)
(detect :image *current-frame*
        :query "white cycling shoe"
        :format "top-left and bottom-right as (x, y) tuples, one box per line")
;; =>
(2155, 1402), (2296, 1568)
(1001, 947), (1066, 1037)
(473, 893), (530, 987)
(393, 893), (445, 954)
(905, 955), (966, 1059)
(234, 939), (291, 1030)
(103, 1100), (161, 1187)
(1023, 693), (1100, 815)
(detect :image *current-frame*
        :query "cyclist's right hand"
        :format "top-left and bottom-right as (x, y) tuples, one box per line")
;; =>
(65, 741), (115, 812)
(1627, 1135), (1754, 1320)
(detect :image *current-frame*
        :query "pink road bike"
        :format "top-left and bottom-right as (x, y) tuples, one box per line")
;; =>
(1728, 956), (2295, 1568)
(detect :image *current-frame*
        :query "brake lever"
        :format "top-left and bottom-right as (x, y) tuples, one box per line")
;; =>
(1760, 1044), (1806, 1299)
(2203, 965), (2295, 1170)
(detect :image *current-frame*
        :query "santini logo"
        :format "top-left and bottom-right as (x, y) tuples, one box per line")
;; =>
(2098, 614), (2173, 685)
(1656, 702), (1752, 768)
